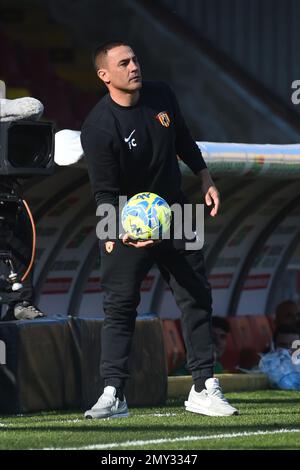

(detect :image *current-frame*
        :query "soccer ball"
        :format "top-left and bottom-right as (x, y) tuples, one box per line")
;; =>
(121, 192), (172, 240)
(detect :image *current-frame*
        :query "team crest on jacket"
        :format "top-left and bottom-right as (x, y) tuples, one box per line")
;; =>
(156, 111), (171, 127)
(104, 241), (115, 253)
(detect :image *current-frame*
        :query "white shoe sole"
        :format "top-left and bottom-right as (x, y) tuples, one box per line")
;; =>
(84, 410), (129, 420)
(185, 401), (238, 417)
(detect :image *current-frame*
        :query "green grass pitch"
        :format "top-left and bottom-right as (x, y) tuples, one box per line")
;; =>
(1, 390), (300, 450)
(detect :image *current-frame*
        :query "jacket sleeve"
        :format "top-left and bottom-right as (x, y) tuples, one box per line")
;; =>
(81, 124), (122, 239)
(167, 85), (207, 174)
(80, 124), (120, 207)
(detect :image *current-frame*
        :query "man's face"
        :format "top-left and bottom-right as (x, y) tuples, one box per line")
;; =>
(98, 45), (142, 93)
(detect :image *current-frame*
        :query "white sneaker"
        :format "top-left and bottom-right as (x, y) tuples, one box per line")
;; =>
(14, 302), (46, 320)
(84, 386), (129, 419)
(184, 378), (239, 417)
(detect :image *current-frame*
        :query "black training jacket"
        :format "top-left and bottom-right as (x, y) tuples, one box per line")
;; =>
(81, 81), (207, 208)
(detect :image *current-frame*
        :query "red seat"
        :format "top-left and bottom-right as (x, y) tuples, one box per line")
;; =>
(227, 317), (255, 350)
(174, 319), (186, 350)
(247, 315), (273, 353)
(226, 317), (259, 369)
(220, 331), (239, 372)
(162, 320), (186, 375)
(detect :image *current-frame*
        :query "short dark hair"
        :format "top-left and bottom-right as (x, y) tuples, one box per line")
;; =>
(92, 40), (132, 71)
(212, 316), (230, 333)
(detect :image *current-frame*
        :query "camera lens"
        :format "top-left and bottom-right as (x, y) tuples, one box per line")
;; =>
(7, 123), (52, 168)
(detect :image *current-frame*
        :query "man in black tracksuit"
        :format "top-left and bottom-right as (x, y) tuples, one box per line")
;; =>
(81, 41), (238, 418)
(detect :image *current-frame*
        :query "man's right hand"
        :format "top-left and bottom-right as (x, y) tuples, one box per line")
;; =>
(121, 233), (161, 248)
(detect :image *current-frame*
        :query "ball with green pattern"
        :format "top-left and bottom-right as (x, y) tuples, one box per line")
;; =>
(121, 192), (172, 240)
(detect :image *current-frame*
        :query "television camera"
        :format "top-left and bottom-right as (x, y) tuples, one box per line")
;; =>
(0, 81), (55, 307)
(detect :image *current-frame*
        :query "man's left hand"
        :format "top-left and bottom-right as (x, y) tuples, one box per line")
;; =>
(198, 168), (220, 217)
(204, 185), (220, 217)
(122, 233), (161, 248)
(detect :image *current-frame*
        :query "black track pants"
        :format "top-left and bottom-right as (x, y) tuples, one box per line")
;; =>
(99, 238), (214, 388)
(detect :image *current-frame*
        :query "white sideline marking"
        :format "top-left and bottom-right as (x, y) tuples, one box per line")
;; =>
(43, 428), (300, 450)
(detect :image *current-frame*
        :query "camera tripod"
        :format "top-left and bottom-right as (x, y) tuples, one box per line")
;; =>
(0, 178), (35, 305)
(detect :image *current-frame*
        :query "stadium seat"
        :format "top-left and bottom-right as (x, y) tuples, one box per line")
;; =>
(162, 319), (186, 375)
(174, 318), (186, 349)
(220, 331), (240, 372)
(226, 317), (259, 369)
(247, 315), (273, 353)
